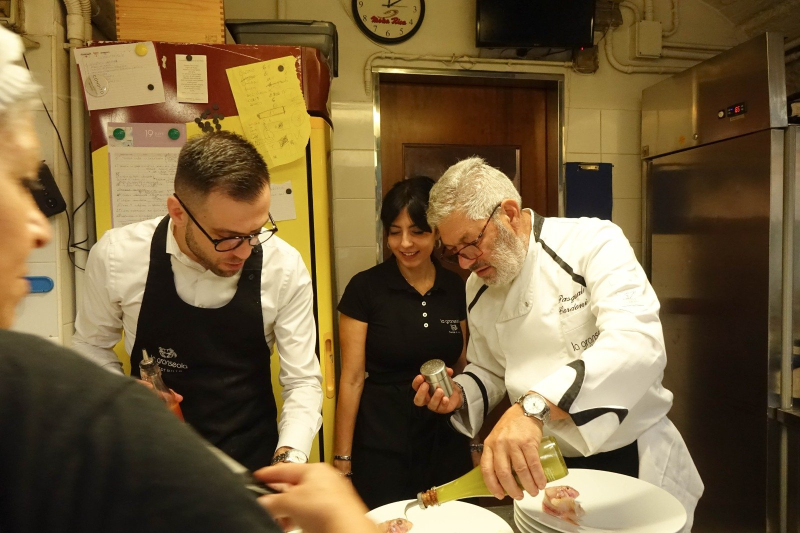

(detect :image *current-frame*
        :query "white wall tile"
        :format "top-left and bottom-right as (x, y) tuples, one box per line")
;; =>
(612, 198), (642, 243)
(565, 153), (601, 163)
(332, 149), (377, 200)
(335, 246), (378, 301)
(601, 109), (642, 155)
(566, 108), (601, 154)
(602, 154), (642, 199)
(333, 199), (378, 248)
(331, 101), (375, 151)
(24, 34), (54, 111)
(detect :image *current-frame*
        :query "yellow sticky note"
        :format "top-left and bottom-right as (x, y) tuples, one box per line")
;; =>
(185, 115), (245, 139)
(226, 56), (311, 169)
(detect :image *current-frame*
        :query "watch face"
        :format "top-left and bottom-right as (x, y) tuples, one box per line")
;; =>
(284, 449), (308, 464)
(523, 394), (546, 415)
(352, 0), (425, 44)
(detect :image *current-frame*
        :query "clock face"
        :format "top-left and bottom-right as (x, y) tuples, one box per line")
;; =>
(352, 0), (425, 45)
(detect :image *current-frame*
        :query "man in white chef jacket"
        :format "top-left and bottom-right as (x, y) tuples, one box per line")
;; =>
(73, 131), (322, 472)
(412, 157), (703, 531)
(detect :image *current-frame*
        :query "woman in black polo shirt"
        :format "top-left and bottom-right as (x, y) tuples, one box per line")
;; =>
(333, 177), (472, 509)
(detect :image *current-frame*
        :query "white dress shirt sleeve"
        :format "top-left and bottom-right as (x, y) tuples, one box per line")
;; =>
(272, 251), (323, 455)
(71, 232), (125, 374)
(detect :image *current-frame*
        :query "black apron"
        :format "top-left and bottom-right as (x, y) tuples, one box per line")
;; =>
(131, 216), (278, 471)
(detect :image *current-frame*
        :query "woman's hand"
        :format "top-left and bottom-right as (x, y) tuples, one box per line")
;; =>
(411, 367), (462, 413)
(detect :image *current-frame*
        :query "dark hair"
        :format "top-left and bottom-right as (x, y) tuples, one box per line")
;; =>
(174, 131), (269, 202)
(380, 176), (436, 234)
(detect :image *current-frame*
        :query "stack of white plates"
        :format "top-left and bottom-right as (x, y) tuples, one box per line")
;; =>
(513, 469), (687, 533)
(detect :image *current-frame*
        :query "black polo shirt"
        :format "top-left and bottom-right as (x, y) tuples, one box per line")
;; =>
(338, 256), (467, 383)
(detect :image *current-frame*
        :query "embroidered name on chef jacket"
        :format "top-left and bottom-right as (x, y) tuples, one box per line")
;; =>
(559, 287), (587, 315)
(559, 287), (600, 355)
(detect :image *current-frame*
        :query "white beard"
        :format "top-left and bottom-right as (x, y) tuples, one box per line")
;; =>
(477, 221), (527, 286)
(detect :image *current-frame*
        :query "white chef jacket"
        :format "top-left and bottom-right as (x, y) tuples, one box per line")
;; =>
(451, 210), (703, 531)
(72, 217), (323, 456)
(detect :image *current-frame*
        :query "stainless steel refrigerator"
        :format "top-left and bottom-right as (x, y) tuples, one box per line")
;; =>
(642, 33), (799, 532)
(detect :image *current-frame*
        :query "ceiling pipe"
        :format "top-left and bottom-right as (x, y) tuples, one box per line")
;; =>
(62, 0), (91, 280)
(660, 49), (716, 61)
(604, 34), (687, 74)
(643, 0), (654, 21)
(740, 0), (800, 35)
(662, 0), (679, 38)
(786, 36), (800, 52)
(663, 41), (729, 52)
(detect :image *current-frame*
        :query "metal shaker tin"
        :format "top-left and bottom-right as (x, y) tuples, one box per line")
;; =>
(420, 359), (453, 396)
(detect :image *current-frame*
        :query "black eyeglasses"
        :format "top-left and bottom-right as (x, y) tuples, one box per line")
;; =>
(440, 204), (501, 264)
(174, 194), (278, 252)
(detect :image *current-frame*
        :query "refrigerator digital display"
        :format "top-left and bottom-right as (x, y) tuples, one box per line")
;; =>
(727, 102), (747, 117)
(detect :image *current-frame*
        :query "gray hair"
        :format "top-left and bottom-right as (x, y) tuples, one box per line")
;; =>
(0, 27), (38, 132)
(427, 157), (522, 229)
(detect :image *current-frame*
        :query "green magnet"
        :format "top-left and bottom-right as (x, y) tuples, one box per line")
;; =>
(168, 128), (181, 140)
(113, 128), (125, 140)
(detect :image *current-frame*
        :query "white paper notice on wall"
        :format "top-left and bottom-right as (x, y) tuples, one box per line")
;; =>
(75, 42), (166, 111)
(270, 181), (297, 222)
(176, 54), (208, 103)
(109, 147), (180, 227)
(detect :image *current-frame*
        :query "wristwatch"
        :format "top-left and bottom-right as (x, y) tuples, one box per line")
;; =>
(271, 448), (308, 465)
(516, 392), (551, 425)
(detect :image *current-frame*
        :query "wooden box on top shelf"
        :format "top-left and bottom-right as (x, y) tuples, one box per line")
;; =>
(115, 0), (225, 44)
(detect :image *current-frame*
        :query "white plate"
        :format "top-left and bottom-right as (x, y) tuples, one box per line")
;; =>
(515, 469), (686, 533)
(514, 509), (558, 533)
(515, 507), (560, 533)
(367, 499), (514, 533)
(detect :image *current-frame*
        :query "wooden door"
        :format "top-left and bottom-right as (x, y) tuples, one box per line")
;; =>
(379, 75), (558, 216)
(378, 74), (559, 272)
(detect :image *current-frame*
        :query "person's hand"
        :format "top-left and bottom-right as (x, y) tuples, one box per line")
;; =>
(481, 403), (547, 500)
(254, 463), (377, 533)
(412, 367), (462, 414)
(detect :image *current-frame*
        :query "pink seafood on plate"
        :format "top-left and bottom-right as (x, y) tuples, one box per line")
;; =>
(377, 518), (413, 533)
(542, 486), (585, 525)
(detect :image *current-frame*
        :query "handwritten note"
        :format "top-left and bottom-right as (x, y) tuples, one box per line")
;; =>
(109, 147), (180, 227)
(176, 54), (208, 103)
(75, 42), (166, 111)
(270, 181), (297, 222)
(226, 56), (311, 168)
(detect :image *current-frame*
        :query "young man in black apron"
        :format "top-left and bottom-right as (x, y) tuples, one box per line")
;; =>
(73, 132), (323, 471)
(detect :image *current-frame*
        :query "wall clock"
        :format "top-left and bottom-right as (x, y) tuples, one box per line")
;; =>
(352, 0), (425, 45)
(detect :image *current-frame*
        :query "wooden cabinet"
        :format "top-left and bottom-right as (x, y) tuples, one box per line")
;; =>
(115, 0), (224, 44)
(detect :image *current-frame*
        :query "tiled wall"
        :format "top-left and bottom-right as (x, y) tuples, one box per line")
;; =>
(330, 102), (378, 299)
(565, 108), (644, 262)
(14, 0), (74, 343)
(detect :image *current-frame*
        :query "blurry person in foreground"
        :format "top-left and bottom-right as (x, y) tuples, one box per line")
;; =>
(0, 25), (377, 533)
